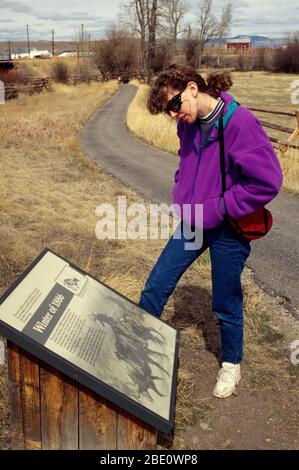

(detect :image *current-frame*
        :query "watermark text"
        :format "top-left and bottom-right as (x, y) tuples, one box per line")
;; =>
(95, 196), (204, 250)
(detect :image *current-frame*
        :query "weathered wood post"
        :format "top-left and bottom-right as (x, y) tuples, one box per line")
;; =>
(7, 341), (157, 450)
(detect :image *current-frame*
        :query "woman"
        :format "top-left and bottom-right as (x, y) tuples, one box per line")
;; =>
(138, 63), (283, 398)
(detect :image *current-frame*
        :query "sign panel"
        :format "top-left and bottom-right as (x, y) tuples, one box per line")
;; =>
(0, 249), (179, 433)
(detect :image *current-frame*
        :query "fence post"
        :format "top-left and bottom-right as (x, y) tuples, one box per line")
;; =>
(248, 107), (299, 155)
(280, 111), (299, 156)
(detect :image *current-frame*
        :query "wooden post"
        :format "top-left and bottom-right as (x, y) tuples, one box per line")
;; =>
(7, 342), (25, 450)
(40, 365), (79, 450)
(7, 342), (158, 450)
(276, 111), (299, 157)
(20, 349), (41, 449)
(117, 411), (157, 450)
(79, 388), (117, 449)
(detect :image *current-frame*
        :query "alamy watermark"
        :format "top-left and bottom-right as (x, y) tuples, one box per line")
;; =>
(290, 340), (299, 366)
(0, 80), (5, 105)
(290, 80), (299, 105)
(95, 196), (204, 250)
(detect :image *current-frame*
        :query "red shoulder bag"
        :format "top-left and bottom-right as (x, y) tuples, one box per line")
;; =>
(218, 111), (273, 240)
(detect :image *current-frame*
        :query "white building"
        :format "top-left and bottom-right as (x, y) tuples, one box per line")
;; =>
(31, 49), (52, 58)
(11, 48), (52, 59)
(58, 51), (95, 57)
(58, 51), (77, 57)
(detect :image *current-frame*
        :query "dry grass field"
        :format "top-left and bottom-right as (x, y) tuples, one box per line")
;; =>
(13, 56), (100, 79)
(0, 67), (298, 449)
(128, 72), (299, 195)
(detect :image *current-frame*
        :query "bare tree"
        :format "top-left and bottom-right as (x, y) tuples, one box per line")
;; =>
(120, 1), (148, 74)
(120, 0), (176, 79)
(119, 0), (159, 78)
(273, 32), (299, 74)
(216, 3), (233, 65)
(160, 0), (189, 54)
(136, 0), (148, 72)
(196, 0), (219, 66)
(147, 0), (159, 79)
(184, 0), (232, 68)
(183, 24), (201, 67)
(93, 26), (139, 78)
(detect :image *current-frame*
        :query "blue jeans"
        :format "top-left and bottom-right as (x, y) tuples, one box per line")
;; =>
(138, 218), (251, 364)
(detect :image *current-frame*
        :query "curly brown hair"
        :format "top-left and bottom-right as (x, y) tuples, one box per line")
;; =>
(147, 63), (233, 115)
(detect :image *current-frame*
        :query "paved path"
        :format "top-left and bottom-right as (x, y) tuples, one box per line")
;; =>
(80, 84), (299, 318)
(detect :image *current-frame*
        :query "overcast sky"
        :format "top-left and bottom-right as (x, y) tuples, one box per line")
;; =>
(0, 0), (298, 42)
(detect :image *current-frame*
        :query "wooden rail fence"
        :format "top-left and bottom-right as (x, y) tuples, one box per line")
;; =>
(248, 107), (299, 155)
(3, 72), (139, 98)
(67, 74), (103, 85)
(4, 77), (53, 99)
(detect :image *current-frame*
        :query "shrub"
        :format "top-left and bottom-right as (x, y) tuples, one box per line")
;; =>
(184, 39), (200, 68)
(14, 61), (36, 78)
(273, 36), (299, 73)
(74, 63), (92, 84)
(93, 27), (139, 77)
(253, 49), (266, 71)
(51, 60), (70, 83)
(0, 69), (30, 84)
(215, 53), (238, 69)
(234, 54), (255, 72)
(201, 54), (218, 68)
(151, 44), (174, 73)
(253, 49), (274, 71)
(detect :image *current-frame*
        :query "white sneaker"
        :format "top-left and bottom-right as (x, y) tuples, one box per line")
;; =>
(213, 362), (241, 398)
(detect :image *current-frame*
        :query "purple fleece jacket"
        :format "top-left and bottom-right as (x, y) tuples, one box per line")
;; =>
(172, 91), (283, 229)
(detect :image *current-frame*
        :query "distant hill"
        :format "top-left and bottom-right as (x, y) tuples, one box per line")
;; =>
(208, 35), (286, 48)
(232, 35), (269, 41)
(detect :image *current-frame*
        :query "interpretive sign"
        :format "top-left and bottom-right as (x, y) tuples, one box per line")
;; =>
(0, 248), (179, 433)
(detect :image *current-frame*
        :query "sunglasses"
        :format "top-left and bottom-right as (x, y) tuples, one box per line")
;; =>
(164, 92), (182, 115)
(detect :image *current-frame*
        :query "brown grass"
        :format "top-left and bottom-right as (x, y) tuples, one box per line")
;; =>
(14, 57), (99, 79)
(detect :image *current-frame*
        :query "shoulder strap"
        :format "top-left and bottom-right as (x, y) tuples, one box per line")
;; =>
(218, 100), (240, 197)
(219, 110), (226, 197)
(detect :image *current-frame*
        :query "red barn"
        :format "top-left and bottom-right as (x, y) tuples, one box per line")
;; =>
(227, 38), (251, 52)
